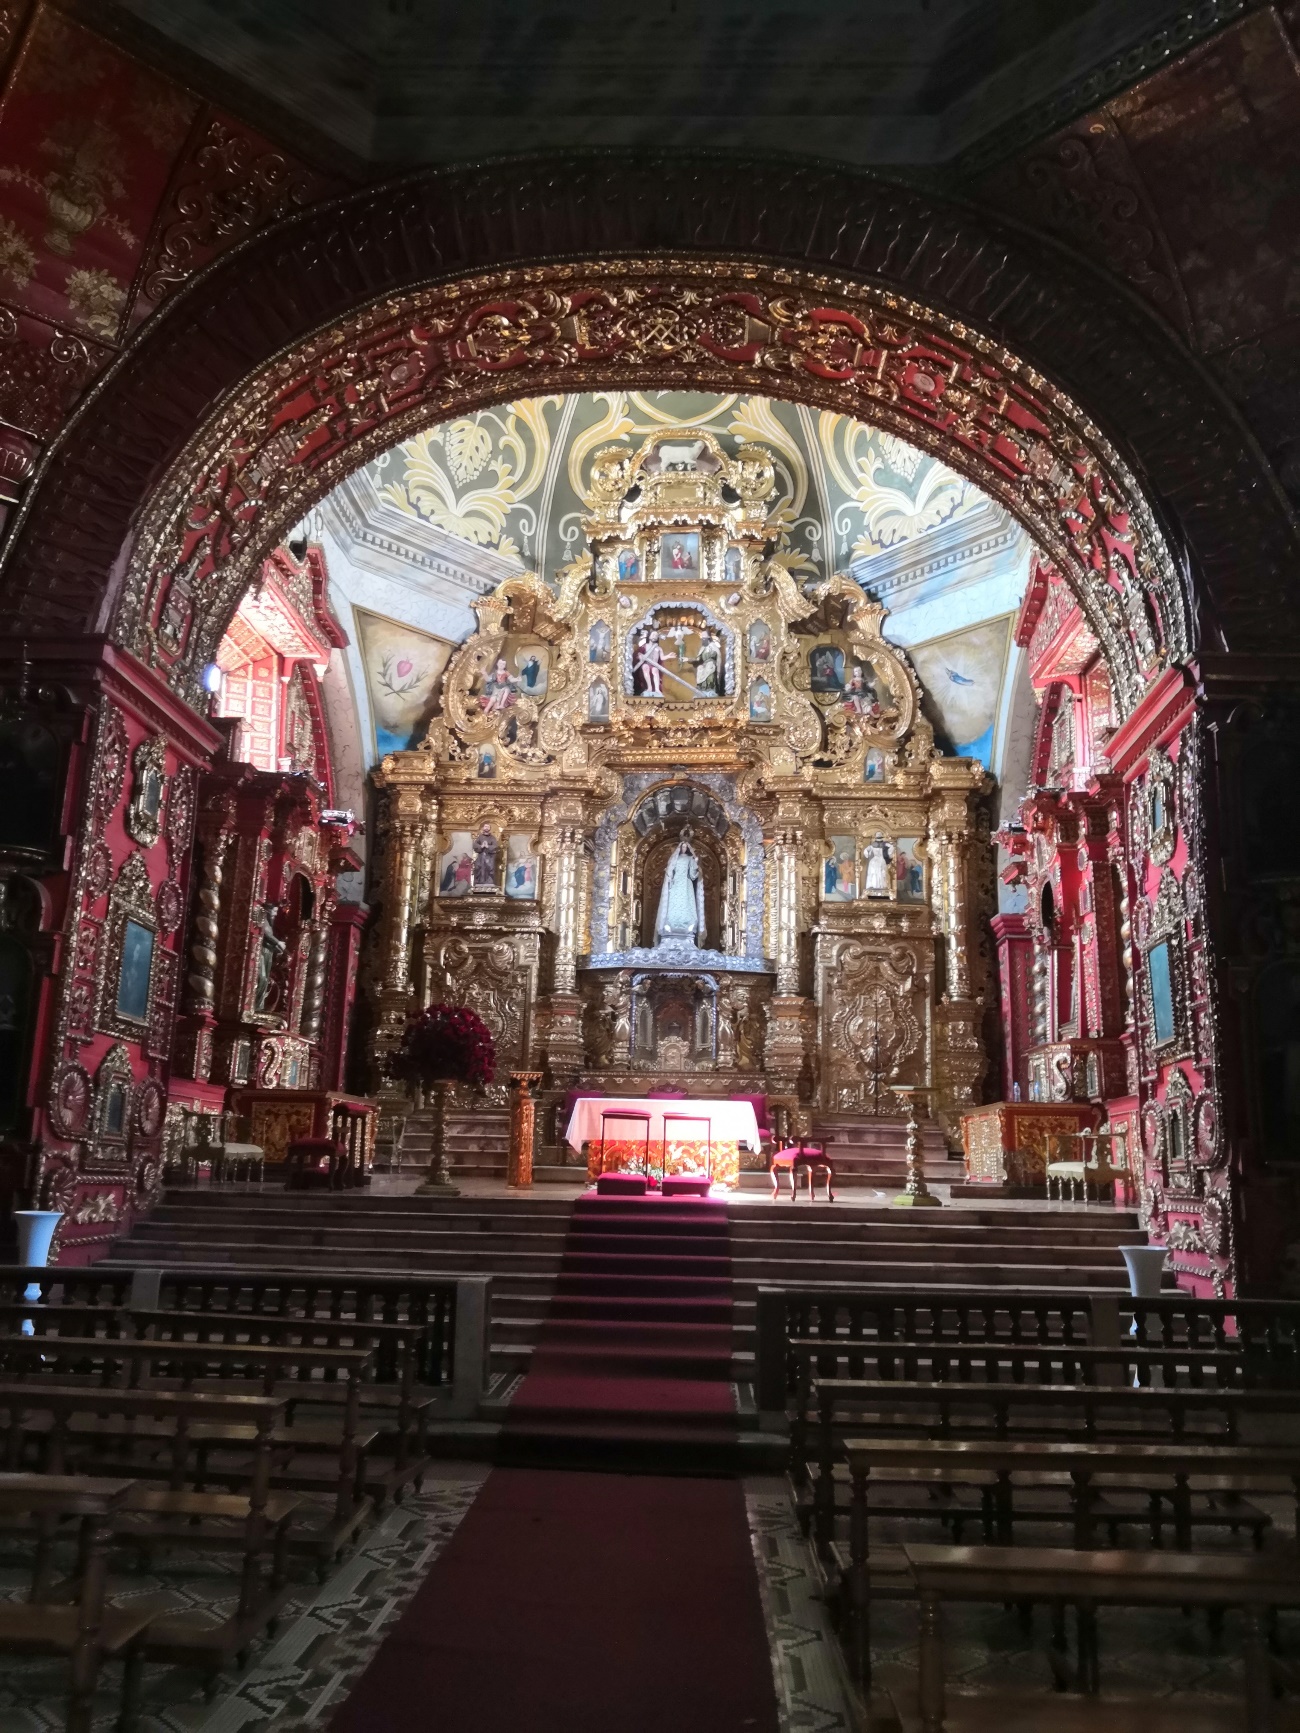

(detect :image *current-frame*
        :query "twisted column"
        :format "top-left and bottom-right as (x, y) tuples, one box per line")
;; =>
(186, 830), (229, 1013)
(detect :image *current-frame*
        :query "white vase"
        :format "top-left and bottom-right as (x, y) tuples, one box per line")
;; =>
(1119, 1244), (1168, 1299)
(14, 1209), (63, 1324)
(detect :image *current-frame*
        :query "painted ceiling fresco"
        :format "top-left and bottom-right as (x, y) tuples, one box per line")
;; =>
(318, 391), (1034, 795)
(364, 390), (985, 582)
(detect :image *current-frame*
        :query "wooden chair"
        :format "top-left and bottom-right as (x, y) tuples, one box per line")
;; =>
(597, 1109), (652, 1176)
(1046, 1125), (1128, 1203)
(661, 1112), (712, 1179)
(770, 1138), (835, 1201)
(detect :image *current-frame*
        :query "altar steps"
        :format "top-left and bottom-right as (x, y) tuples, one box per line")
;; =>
(808, 1114), (958, 1186)
(109, 1190), (1147, 1392)
(382, 1107), (511, 1180)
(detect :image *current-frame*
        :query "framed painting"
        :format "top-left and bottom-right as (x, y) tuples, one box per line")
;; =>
(747, 619), (772, 662)
(505, 833), (539, 900)
(1148, 939), (1176, 1048)
(438, 830), (474, 898)
(809, 642), (845, 693)
(748, 678), (772, 722)
(116, 919), (155, 1023)
(823, 836), (857, 902)
(895, 837), (926, 903)
(659, 531), (700, 580)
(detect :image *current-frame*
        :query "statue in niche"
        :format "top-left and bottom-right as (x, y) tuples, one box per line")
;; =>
(254, 903), (286, 1011)
(864, 833), (893, 899)
(654, 828), (706, 947)
(471, 824), (498, 891)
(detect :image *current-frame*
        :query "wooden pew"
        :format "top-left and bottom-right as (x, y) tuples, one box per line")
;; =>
(0, 1473), (154, 1733)
(904, 1542), (1300, 1732)
(0, 1335), (375, 1564)
(755, 1287), (1300, 1416)
(0, 1386), (298, 1678)
(0, 1303), (433, 1501)
(836, 1436), (1300, 1691)
(802, 1375), (1300, 1544)
(0, 1266), (461, 1389)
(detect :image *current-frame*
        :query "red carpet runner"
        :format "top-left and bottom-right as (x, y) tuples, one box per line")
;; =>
(327, 1468), (780, 1733)
(502, 1193), (739, 1470)
(329, 1199), (780, 1732)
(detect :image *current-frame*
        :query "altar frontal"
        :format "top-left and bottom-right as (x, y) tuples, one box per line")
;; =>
(565, 1096), (761, 1188)
(373, 423), (991, 1160)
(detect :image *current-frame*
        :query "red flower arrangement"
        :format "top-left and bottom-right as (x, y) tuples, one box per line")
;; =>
(387, 1003), (496, 1090)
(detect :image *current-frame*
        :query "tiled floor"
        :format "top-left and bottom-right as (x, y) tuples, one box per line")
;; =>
(0, 1468), (486, 1732)
(1, 1473), (1292, 1731)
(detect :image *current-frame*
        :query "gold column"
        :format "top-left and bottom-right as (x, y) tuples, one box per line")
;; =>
(541, 797), (587, 1084)
(376, 780), (431, 1053)
(764, 804), (813, 1097)
(929, 762), (988, 1146)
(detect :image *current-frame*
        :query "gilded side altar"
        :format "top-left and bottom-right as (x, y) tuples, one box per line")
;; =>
(371, 429), (992, 1150)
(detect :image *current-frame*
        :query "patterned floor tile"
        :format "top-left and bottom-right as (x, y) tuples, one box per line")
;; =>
(0, 1471), (486, 1733)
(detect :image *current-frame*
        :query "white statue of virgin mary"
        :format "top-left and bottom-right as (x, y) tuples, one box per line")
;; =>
(654, 828), (706, 946)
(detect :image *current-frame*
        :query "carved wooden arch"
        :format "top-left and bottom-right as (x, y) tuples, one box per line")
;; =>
(0, 153), (1294, 676)
(92, 258), (1184, 720)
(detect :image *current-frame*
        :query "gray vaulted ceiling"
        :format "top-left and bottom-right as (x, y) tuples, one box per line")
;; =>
(92, 0), (1247, 175)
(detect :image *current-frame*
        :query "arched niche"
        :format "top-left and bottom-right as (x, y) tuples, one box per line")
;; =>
(590, 773), (765, 963)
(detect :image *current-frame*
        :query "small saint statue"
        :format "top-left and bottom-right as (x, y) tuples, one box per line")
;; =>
(254, 902), (286, 1010)
(864, 832), (893, 899)
(471, 823), (499, 891)
(654, 827), (706, 946)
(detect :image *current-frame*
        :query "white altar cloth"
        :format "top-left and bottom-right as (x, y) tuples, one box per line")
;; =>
(564, 1096), (761, 1151)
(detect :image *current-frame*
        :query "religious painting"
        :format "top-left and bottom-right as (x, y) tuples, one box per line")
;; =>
(809, 642), (845, 693)
(748, 678), (772, 722)
(355, 610), (454, 757)
(1148, 939), (1176, 1048)
(116, 919), (154, 1022)
(659, 532), (700, 580)
(628, 605), (726, 701)
(895, 836), (926, 903)
(589, 680), (610, 722)
(616, 547), (641, 582)
(724, 547), (743, 585)
(823, 836), (857, 902)
(438, 831), (474, 898)
(477, 747), (496, 780)
(588, 620), (612, 664)
(909, 616), (1013, 767)
(841, 659), (889, 719)
(471, 640), (550, 717)
(864, 746), (887, 783)
(747, 619), (772, 662)
(504, 833), (538, 900)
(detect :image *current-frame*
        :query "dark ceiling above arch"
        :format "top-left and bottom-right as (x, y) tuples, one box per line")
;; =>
(1, 152), (1296, 657)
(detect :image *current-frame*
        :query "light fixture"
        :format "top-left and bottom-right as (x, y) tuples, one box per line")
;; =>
(200, 662), (223, 695)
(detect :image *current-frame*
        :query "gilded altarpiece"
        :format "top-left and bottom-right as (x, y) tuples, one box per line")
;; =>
(371, 432), (991, 1147)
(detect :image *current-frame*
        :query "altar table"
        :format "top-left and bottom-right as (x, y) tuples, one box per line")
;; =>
(564, 1096), (761, 1190)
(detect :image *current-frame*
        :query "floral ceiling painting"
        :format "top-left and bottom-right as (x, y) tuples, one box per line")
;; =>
(362, 391), (986, 587)
(330, 392), (1028, 785)
(0, 9), (195, 343)
(354, 609), (454, 757)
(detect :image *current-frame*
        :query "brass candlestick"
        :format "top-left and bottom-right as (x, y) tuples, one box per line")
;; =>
(890, 1083), (943, 1208)
(416, 1078), (460, 1196)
